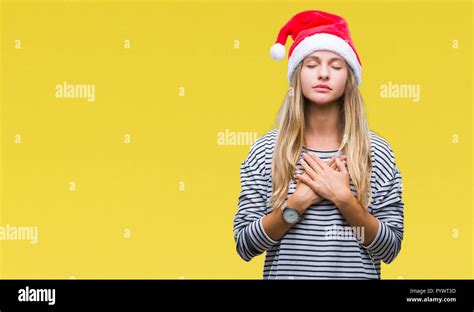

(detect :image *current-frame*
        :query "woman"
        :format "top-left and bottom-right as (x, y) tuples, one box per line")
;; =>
(233, 10), (404, 279)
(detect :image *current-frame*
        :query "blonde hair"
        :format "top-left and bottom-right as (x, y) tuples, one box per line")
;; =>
(270, 62), (372, 211)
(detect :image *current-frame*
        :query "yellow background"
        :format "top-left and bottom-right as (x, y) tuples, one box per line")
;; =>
(0, 0), (472, 279)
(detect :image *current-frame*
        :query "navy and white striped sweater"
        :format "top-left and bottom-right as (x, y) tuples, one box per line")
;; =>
(233, 128), (404, 279)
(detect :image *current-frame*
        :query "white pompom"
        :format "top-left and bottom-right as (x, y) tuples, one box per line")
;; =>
(270, 43), (286, 61)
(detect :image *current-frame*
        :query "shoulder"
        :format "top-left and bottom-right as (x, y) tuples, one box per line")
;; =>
(242, 128), (278, 176)
(369, 130), (400, 183)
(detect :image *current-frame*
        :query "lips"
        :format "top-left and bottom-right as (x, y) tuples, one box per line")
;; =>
(313, 84), (331, 93)
(313, 84), (331, 90)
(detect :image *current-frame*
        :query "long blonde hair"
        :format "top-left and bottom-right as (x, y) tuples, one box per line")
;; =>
(270, 62), (372, 211)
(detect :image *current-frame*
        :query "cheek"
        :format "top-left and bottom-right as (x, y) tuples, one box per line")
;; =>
(333, 70), (348, 92)
(300, 69), (314, 92)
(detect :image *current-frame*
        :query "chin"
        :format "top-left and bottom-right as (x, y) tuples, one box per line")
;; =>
(308, 95), (335, 105)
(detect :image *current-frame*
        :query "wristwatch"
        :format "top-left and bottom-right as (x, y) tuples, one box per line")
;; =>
(281, 200), (303, 224)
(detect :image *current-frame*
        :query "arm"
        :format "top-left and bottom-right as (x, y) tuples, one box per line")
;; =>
(262, 191), (321, 241)
(263, 156), (345, 241)
(333, 194), (380, 247)
(233, 149), (279, 262)
(234, 145), (346, 261)
(335, 158), (404, 264)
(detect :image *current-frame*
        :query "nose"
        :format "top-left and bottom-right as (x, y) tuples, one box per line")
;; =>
(317, 65), (329, 81)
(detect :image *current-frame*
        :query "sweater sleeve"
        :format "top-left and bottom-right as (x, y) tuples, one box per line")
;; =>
(363, 144), (404, 264)
(233, 140), (279, 262)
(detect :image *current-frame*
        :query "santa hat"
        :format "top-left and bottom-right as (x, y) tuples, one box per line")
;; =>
(269, 10), (362, 86)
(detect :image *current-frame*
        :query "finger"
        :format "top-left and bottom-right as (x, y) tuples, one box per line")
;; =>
(325, 156), (344, 171)
(295, 172), (313, 187)
(294, 171), (308, 181)
(333, 161), (346, 172)
(308, 153), (330, 171)
(300, 158), (318, 180)
(303, 153), (325, 173)
(316, 155), (345, 171)
(294, 170), (303, 178)
(335, 157), (348, 173)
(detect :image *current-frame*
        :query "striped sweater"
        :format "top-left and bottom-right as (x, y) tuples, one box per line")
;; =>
(233, 128), (404, 279)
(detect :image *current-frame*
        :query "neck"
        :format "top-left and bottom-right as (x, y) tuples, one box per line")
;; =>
(304, 99), (343, 147)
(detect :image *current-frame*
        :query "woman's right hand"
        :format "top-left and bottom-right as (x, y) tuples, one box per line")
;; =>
(288, 155), (347, 215)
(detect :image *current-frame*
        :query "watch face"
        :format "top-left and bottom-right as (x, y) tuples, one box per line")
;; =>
(283, 208), (299, 224)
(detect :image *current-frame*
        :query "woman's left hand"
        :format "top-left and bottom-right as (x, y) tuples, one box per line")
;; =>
(295, 152), (353, 205)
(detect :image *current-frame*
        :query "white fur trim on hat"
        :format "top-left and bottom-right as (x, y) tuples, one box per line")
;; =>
(287, 33), (362, 86)
(270, 43), (286, 61)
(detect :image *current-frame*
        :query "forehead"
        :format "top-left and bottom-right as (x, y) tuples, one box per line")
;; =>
(304, 50), (344, 61)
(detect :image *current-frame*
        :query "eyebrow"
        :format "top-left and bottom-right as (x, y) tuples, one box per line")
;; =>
(304, 56), (343, 62)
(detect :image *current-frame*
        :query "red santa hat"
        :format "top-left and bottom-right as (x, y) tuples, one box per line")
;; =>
(270, 10), (362, 86)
